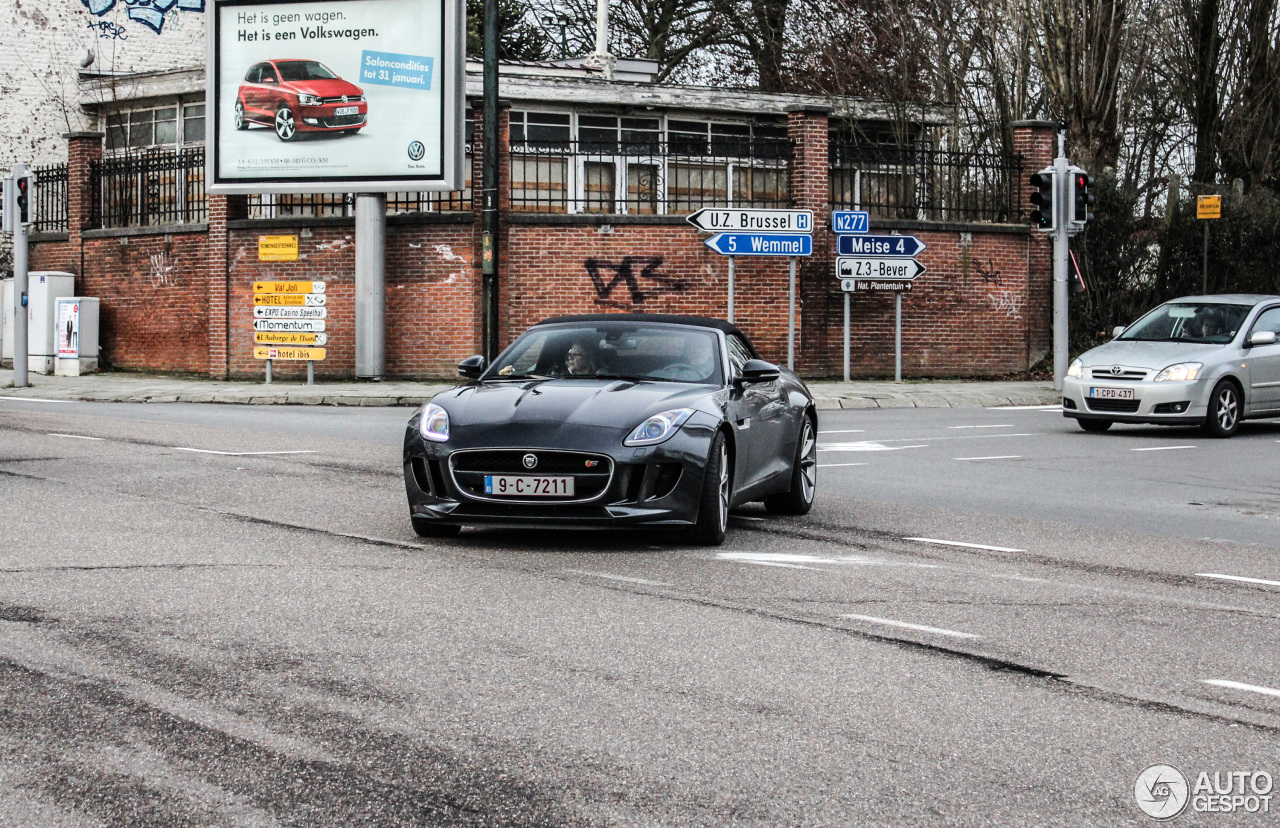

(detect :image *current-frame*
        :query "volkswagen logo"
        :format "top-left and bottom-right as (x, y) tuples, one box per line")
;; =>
(407, 141), (426, 161)
(341, 95), (349, 103)
(1110, 365), (1123, 375)
(522, 453), (538, 470)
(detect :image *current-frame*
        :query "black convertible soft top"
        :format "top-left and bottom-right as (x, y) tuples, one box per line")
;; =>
(535, 313), (746, 338)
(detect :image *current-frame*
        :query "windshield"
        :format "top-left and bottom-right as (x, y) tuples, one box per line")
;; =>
(276, 61), (339, 82)
(1117, 302), (1249, 344)
(488, 324), (725, 384)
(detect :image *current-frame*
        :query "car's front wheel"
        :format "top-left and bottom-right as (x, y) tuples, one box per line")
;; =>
(234, 101), (248, 130)
(274, 105), (297, 141)
(1202, 379), (1242, 438)
(765, 415), (816, 515)
(1078, 418), (1113, 433)
(411, 516), (461, 538)
(684, 430), (730, 546)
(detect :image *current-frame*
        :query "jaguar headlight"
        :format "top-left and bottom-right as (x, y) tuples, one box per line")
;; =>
(1067, 358), (1083, 379)
(624, 408), (694, 447)
(1154, 362), (1202, 382)
(298, 94), (322, 106)
(418, 402), (450, 442)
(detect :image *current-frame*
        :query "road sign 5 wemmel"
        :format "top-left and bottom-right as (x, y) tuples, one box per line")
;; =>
(705, 233), (813, 256)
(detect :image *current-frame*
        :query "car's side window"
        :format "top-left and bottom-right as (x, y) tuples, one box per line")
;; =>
(261, 66), (277, 83)
(1251, 307), (1280, 336)
(245, 65), (261, 83)
(726, 335), (752, 376)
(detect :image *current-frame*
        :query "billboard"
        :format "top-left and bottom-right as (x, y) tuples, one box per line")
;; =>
(208, 0), (465, 193)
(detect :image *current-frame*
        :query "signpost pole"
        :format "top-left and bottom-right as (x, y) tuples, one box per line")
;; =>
(482, 0), (500, 362)
(307, 360), (314, 386)
(843, 292), (850, 382)
(894, 292), (902, 383)
(1052, 131), (1070, 392)
(266, 358), (273, 384)
(1202, 223), (1209, 295)
(11, 165), (29, 388)
(727, 256), (735, 323)
(787, 256), (796, 369)
(355, 193), (386, 379)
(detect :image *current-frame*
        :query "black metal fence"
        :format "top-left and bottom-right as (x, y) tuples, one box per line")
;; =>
(829, 143), (1023, 223)
(509, 140), (792, 214)
(33, 163), (68, 233)
(244, 187), (471, 219)
(91, 148), (207, 228)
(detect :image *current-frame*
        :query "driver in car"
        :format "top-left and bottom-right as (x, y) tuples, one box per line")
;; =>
(653, 336), (719, 382)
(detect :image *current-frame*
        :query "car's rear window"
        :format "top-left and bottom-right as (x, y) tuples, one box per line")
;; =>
(1118, 303), (1250, 344)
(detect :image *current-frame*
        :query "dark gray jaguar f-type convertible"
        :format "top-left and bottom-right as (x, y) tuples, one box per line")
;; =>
(402, 314), (817, 545)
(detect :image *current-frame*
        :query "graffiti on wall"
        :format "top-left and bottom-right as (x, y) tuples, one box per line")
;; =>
(149, 252), (177, 287)
(974, 258), (1002, 286)
(989, 290), (1022, 318)
(584, 256), (688, 309)
(81, 0), (204, 35)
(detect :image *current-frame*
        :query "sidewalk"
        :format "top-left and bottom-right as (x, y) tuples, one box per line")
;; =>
(0, 369), (1060, 410)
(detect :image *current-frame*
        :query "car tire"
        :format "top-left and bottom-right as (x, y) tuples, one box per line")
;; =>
(1078, 419), (1113, 433)
(765, 415), (816, 515)
(1201, 379), (1242, 438)
(411, 516), (461, 538)
(683, 430), (730, 546)
(274, 104), (297, 141)
(234, 101), (248, 130)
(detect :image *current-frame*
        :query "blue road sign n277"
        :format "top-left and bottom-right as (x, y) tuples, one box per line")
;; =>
(836, 234), (926, 257)
(705, 233), (813, 257)
(831, 211), (869, 234)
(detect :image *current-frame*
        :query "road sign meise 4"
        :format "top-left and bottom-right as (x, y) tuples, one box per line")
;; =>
(687, 208), (813, 233)
(836, 257), (926, 280)
(836, 234), (926, 257)
(705, 233), (813, 256)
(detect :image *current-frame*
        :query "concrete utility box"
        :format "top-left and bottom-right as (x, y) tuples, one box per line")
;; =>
(54, 297), (100, 376)
(1, 272), (76, 374)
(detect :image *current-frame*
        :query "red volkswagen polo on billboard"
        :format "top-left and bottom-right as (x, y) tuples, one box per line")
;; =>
(234, 59), (368, 141)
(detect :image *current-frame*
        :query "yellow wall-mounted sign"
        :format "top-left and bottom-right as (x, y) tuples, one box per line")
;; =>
(253, 280), (325, 294)
(258, 235), (299, 262)
(1197, 195), (1222, 219)
(253, 293), (326, 306)
(254, 346), (326, 361)
(254, 332), (328, 346)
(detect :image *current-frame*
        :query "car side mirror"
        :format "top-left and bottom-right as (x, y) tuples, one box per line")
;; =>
(457, 354), (486, 378)
(1111, 326), (1126, 339)
(734, 359), (781, 386)
(1248, 330), (1278, 347)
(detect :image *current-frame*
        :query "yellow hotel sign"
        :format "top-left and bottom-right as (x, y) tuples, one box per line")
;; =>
(1197, 195), (1222, 219)
(254, 346), (326, 361)
(258, 236), (299, 262)
(253, 280), (325, 294)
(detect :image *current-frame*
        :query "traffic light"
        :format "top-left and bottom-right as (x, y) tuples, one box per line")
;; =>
(1070, 169), (1094, 226)
(1029, 169), (1055, 231)
(14, 174), (30, 226)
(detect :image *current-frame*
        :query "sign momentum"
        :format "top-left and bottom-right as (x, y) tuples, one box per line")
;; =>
(705, 233), (813, 257)
(836, 234), (926, 258)
(836, 257), (926, 281)
(686, 208), (813, 233)
(208, 0), (466, 194)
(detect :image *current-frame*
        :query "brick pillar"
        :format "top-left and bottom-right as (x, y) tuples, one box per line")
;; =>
(1012, 121), (1056, 369)
(61, 131), (103, 277)
(788, 107), (831, 375)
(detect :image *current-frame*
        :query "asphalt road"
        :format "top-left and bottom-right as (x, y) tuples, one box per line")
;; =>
(0, 397), (1277, 826)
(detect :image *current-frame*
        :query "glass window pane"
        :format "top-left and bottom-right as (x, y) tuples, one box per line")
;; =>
(526, 123), (569, 144)
(668, 132), (708, 155)
(582, 161), (616, 213)
(183, 103), (205, 118)
(527, 112), (570, 125)
(621, 117), (659, 130)
(669, 120), (708, 133)
(154, 118), (177, 145)
(626, 162), (661, 214)
(128, 111), (153, 148)
(669, 162), (726, 212)
(711, 123), (751, 156)
(106, 113), (127, 150)
(510, 154), (568, 212)
(578, 115), (617, 128)
(184, 117), (205, 143)
(579, 127), (617, 153)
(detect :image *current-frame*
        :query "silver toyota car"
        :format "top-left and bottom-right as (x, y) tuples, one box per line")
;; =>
(1062, 294), (1280, 437)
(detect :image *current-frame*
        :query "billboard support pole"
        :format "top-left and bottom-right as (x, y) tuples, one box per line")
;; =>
(355, 192), (386, 379)
(481, 0), (500, 362)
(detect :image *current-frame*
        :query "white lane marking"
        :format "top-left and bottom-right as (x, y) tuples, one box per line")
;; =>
(1202, 679), (1280, 699)
(1197, 573), (1280, 588)
(48, 433), (104, 441)
(561, 570), (673, 587)
(955, 455), (1021, 461)
(1131, 445), (1196, 452)
(171, 448), (318, 456)
(718, 552), (936, 570)
(819, 462), (868, 468)
(0, 397), (80, 403)
(840, 613), (979, 639)
(819, 441), (928, 452)
(987, 404), (1061, 410)
(902, 537), (1027, 553)
(986, 573), (1049, 583)
(818, 429), (865, 434)
(740, 560), (827, 571)
(948, 424), (1014, 429)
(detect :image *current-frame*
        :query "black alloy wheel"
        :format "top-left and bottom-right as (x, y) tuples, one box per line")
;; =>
(765, 415), (817, 515)
(1078, 419), (1113, 432)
